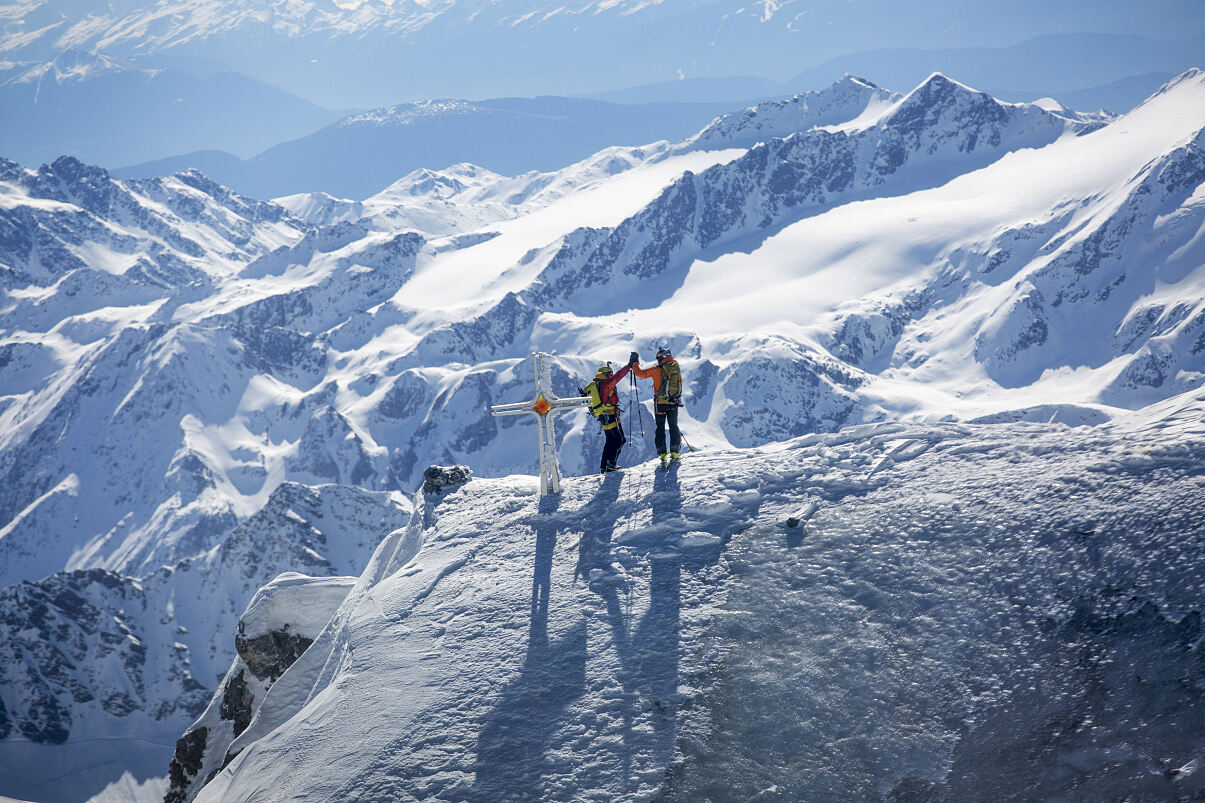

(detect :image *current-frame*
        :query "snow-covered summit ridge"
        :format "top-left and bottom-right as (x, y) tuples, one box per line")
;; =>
(684, 73), (901, 149)
(517, 70), (1107, 318)
(194, 396), (1205, 801)
(276, 141), (676, 236)
(884, 71), (1115, 131)
(0, 154), (307, 290)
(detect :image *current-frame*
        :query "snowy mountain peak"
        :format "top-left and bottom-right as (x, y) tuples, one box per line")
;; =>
(686, 74), (901, 150)
(1136, 66), (1205, 108)
(377, 163), (507, 201)
(0, 156), (307, 291)
(888, 71), (994, 117)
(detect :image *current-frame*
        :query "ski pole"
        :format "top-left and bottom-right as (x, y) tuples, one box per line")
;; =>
(680, 429), (696, 452)
(631, 371), (641, 434)
(630, 371), (646, 438)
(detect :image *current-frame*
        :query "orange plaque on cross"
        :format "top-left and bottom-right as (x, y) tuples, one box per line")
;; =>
(532, 395), (552, 415)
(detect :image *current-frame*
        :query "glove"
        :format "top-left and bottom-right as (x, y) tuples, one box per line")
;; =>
(628, 351), (640, 366)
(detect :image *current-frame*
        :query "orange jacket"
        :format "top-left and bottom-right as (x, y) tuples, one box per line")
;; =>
(633, 358), (680, 405)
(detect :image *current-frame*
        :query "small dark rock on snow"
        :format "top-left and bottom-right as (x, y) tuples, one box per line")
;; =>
(423, 465), (472, 495)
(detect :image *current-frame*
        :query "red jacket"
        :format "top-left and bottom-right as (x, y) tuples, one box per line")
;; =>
(594, 363), (632, 412)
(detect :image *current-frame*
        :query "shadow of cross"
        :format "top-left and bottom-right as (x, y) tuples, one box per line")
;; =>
(491, 352), (590, 496)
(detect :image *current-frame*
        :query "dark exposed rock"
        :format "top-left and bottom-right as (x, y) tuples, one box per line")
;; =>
(236, 628), (315, 684)
(423, 464), (472, 495)
(165, 726), (208, 803)
(377, 369), (432, 420)
(219, 669), (255, 737)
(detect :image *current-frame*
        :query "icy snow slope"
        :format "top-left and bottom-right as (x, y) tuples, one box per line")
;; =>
(275, 142), (684, 237)
(195, 388), (1205, 802)
(164, 572), (357, 803)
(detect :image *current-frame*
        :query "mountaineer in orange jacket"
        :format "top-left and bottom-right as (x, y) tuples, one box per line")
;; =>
(631, 347), (682, 467)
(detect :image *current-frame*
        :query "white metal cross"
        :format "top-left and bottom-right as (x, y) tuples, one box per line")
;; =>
(491, 352), (591, 496)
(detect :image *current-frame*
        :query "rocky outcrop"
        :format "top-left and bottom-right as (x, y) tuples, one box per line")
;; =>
(164, 573), (356, 803)
(236, 628), (315, 684)
(165, 727), (209, 803)
(423, 464), (473, 495)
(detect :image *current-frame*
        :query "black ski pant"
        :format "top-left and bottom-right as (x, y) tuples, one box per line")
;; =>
(600, 416), (626, 471)
(654, 404), (680, 456)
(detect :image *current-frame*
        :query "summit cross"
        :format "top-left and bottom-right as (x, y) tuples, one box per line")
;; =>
(491, 352), (591, 496)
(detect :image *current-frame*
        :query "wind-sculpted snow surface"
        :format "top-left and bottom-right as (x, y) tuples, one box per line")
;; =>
(193, 391), (1205, 801)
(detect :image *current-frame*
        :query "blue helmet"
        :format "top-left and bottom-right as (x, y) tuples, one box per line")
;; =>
(656, 347), (672, 363)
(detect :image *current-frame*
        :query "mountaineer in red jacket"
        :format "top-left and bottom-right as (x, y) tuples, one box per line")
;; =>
(580, 356), (635, 473)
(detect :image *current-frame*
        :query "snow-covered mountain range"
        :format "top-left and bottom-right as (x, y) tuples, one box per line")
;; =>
(2, 69), (1204, 800)
(0, 49), (345, 169)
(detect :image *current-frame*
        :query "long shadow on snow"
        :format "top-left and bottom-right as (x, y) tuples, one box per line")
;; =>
(471, 493), (588, 801)
(574, 470), (625, 581)
(474, 469), (713, 798)
(593, 466), (703, 792)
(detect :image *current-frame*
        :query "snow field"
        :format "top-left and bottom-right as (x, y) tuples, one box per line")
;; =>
(198, 391), (1205, 801)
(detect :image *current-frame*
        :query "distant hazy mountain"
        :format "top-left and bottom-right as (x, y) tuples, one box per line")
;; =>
(995, 72), (1177, 114)
(582, 75), (785, 105)
(0, 50), (345, 168)
(116, 96), (740, 199)
(4, 0), (1205, 106)
(788, 33), (1205, 105)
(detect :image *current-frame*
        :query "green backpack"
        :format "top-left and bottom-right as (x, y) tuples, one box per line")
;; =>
(580, 380), (610, 416)
(661, 360), (682, 404)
